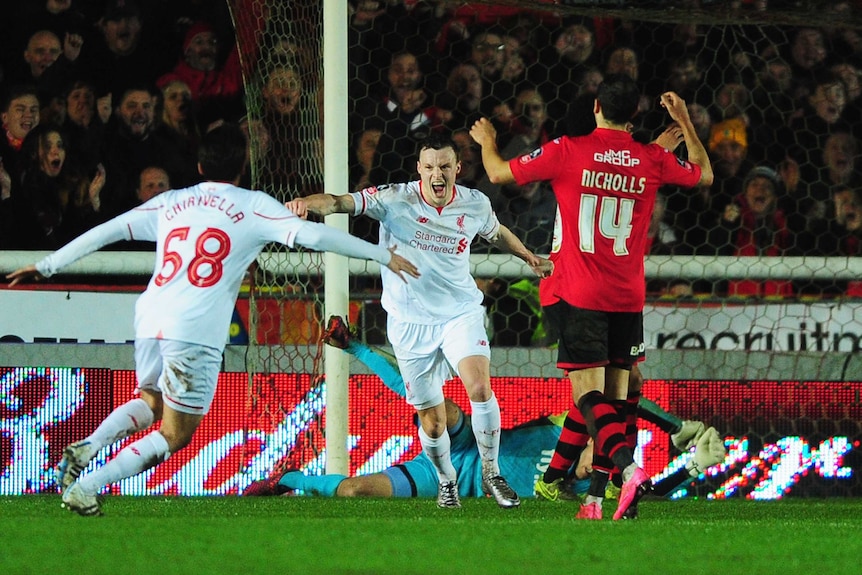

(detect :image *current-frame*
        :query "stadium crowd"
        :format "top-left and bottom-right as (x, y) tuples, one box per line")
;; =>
(1, 0), (861, 306)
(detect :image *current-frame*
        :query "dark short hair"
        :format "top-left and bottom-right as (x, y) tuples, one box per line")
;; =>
(596, 74), (640, 124)
(198, 122), (247, 182)
(1, 84), (39, 112)
(418, 132), (459, 161)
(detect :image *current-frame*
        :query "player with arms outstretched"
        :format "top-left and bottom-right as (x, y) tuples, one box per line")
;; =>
(287, 133), (552, 509)
(6, 123), (419, 516)
(471, 75), (713, 519)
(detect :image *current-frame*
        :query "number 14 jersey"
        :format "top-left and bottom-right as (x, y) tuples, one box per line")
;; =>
(510, 128), (701, 312)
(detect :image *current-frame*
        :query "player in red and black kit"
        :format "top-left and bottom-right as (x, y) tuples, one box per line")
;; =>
(470, 74), (713, 520)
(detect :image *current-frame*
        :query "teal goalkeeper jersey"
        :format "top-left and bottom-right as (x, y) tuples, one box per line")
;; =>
(447, 416), (563, 497)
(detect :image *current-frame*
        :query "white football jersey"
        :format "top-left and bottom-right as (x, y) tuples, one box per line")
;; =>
(37, 182), (390, 350)
(351, 181), (500, 324)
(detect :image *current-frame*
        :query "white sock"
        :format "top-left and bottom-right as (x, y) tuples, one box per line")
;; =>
(81, 398), (155, 460)
(77, 431), (170, 495)
(418, 426), (457, 483)
(470, 394), (501, 477)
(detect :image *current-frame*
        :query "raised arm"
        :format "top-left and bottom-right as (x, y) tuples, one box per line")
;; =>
(659, 91), (714, 187)
(286, 193), (356, 219)
(469, 118), (516, 185)
(487, 225), (554, 278)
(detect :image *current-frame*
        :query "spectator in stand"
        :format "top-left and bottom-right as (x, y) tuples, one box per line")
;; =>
(687, 103), (713, 147)
(0, 85), (41, 201)
(499, 28), (528, 89)
(656, 118), (743, 262)
(785, 26), (830, 102)
(257, 61), (323, 199)
(452, 127), (484, 189)
(6, 0), (90, 53)
(603, 43), (661, 142)
(477, 87), (551, 205)
(642, 54), (709, 141)
(98, 85), (198, 218)
(830, 59), (862, 140)
(798, 185), (862, 297)
(491, 179), (556, 257)
(707, 165), (794, 298)
(60, 78), (105, 176)
(154, 79), (200, 175)
(352, 50), (440, 184)
(136, 165), (170, 204)
(156, 20), (244, 130)
(709, 78), (752, 129)
(10, 124), (106, 249)
(465, 28), (518, 116)
(117, 164), (171, 252)
(82, 0), (174, 108)
(782, 131), (862, 235)
(786, 70), (852, 159)
(749, 56), (796, 164)
(19, 30), (63, 88)
(822, 1), (862, 62)
(8, 29), (83, 126)
(444, 61), (485, 127)
(350, 127), (382, 194)
(707, 117), (756, 217)
(529, 18), (599, 138)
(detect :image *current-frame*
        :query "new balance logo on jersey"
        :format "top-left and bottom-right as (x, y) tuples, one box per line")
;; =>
(594, 149), (640, 167)
(477, 338), (488, 347)
(417, 216), (429, 223)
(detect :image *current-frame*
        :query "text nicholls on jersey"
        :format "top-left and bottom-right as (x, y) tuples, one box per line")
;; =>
(582, 149), (646, 194)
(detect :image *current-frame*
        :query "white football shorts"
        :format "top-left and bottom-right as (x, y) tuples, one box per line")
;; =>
(134, 338), (223, 415)
(387, 310), (491, 410)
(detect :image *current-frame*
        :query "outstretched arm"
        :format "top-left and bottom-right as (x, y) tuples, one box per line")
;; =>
(469, 118), (516, 185)
(6, 215), (137, 286)
(345, 339), (406, 398)
(487, 225), (554, 278)
(294, 223), (419, 283)
(286, 193), (356, 219)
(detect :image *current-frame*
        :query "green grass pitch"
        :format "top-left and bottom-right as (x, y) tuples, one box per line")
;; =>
(2, 495), (860, 575)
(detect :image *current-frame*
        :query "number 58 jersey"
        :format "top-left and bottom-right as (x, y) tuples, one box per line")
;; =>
(39, 182), (309, 351)
(131, 182), (309, 349)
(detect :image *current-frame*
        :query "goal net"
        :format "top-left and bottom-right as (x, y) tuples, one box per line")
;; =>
(222, 0), (862, 494)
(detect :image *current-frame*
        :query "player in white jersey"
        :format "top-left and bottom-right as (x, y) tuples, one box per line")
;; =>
(287, 132), (553, 509)
(6, 123), (419, 516)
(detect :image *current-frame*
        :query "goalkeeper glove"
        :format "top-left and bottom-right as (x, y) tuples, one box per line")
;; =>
(671, 420), (705, 451)
(686, 426), (726, 477)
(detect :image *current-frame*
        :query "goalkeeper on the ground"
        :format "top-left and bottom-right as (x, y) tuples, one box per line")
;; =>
(242, 316), (726, 509)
